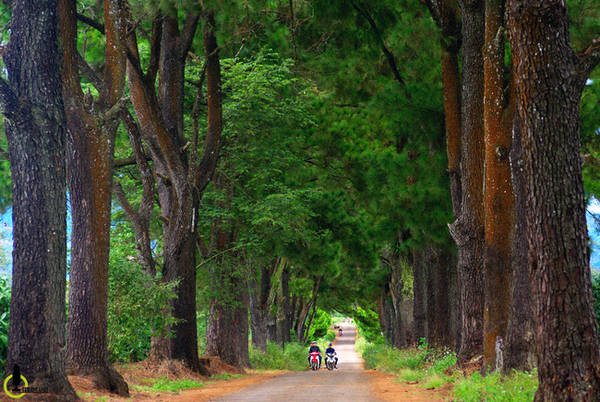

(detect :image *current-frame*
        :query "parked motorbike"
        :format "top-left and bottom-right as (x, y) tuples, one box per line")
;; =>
(325, 352), (336, 371)
(309, 351), (321, 371)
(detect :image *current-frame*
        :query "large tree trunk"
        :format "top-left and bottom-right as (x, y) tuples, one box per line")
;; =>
(0, 1), (76, 398)
(508, 0), (600, 398)
(482, 0), (514, 373)
(249, 265), (272, 352)
(59, 0), (129, 394)
(426, 248), (453, 347)
(412, 249), (427, 342)
(449, 0), (485, 365)
(276, 264), (293, 344)
(503, 116), (536, 373)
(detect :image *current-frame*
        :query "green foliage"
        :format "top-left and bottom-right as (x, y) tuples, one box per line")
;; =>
(107, 225), (179, 362)
(593, 273), (600, 325)
(0, 277), (9, 376)
(306, 308), (332, 340)
(454, 370), (538, 402)
(249, 341), (308, 371)
(210, 373), (243, 381)
(353, 307), (383, 343)
(360, 342), (428, 372)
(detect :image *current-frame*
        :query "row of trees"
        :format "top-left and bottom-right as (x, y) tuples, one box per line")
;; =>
(0, 0), (599, 400)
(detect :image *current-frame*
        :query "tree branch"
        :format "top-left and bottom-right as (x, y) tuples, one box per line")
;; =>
(579, 36), (600, 80)
(145, 13), (162, 85)
(181, 13), (200, 60)
(76, 12), (105, 34)
(351, 1), (408, 90)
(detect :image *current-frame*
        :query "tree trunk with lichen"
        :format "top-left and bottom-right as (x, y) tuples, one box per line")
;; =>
(482, 0), (515, 373)
(1, 1), (76, 398)
(508, 0), (600, 398)
(59, 0), (129, 395)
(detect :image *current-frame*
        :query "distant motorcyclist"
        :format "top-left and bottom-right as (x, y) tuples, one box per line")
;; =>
(338, 327), (343, 336)
(325, 342), (338, 369)
(307, 341), (322, 368)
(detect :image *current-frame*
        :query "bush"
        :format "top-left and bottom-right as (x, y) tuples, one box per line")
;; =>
(107, 261), (179, 362)
(249, 341), (308, 371)
(0, 277), (9, 376)
(353, 307), (382, 343)
(454, 370), (538, 402)
(307, 309), (332, 340)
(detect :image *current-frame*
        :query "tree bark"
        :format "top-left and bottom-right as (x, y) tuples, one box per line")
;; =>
(508, 0), (600, 398)
(482, 0), (514, 373)
(503, 116), (536, 373)
(426, 248), (453, 347)
(59, 0), (129, 394)
(412, 249), (427, 343)
(449, 0), (485, 364)
(1, 1), (76, 398)
(249, 265), (273, 352)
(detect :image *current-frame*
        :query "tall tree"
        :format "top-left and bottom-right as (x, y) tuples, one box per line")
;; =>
(507, 0), (600, 398)
(125, 6), (220, 373)
(448, 0), (485, 364)
(59, 0), (129, 394)
(0, 0), (76, 398)
(481, 0), (515, 372)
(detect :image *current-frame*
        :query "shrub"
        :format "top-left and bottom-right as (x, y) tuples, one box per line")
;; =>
(107, 260), (179, 362)
(454, 370), (538, 402)
(0, 277), (9, 376)
(307, 309), (332, 340)
(249, 341), (307, 371)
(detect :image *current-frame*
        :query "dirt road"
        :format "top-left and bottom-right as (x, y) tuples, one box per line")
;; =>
(213, 322), (377, 401)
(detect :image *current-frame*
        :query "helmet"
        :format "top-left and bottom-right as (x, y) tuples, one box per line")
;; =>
(310, 341), (316, 344)
(328, 343), (333, 346)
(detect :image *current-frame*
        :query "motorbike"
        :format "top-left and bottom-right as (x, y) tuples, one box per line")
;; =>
(325, 352), (336, 371)
(338, 328), (343, 336)
(309, 351), (321, 371)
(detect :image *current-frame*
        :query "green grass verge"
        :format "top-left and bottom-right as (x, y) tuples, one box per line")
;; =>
(131, 376), (204, 394)
(249, 341), (308, 371)
(454, 370), (538, 402)
(357, 330), (538, 400)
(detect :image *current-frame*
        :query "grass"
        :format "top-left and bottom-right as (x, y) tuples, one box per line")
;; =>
(249, 341), (308, 371)
(131, 376), (205, 394)
(454, 370), (538, 402)
(357, 330), (538, 400)
(210, 372), (244, 381)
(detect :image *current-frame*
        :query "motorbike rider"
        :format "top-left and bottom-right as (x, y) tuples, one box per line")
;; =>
(325, 342), (338, 369)
(307, 341), (322, 368)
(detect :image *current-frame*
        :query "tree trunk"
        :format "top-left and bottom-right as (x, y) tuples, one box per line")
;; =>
(249, 265), (272, 352)
(276, 264), (292, 343)
(125, 8), (218, 375)
(482, 0), (514, 373)
(503, 116), (536, 373)
(449, 0), (485, 365)
(0, 1), (76, 398)
(412, 249), (427, 343)
(205, 172), (250, 368)
(426, 248), (453, 347)
(508, 1), (600, 398)
(206, 250), (250, 368)
(59, 0), (129, 394)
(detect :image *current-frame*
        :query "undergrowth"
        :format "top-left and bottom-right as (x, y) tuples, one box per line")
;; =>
(454, 370), (538, 402)
(249, 341), (307, 371)
(357, 330), (538, 400)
